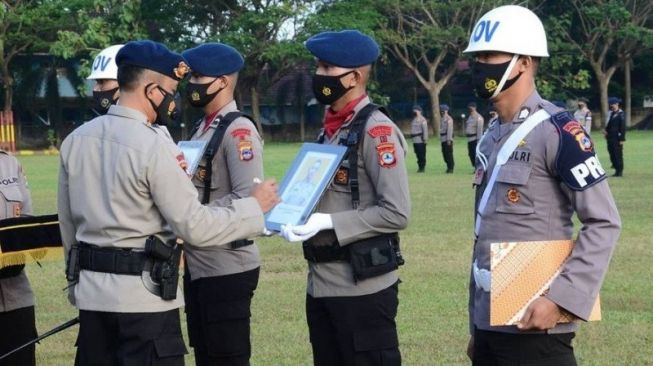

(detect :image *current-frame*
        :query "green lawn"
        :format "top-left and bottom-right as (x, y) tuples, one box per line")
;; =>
(18, 131), (653, 365)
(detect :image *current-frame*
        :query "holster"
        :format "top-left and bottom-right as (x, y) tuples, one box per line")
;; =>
(144, 236), (182, 300)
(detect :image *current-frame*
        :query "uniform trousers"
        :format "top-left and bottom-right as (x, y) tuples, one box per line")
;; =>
(467, 140), (478, 168)
(185, 267), (259, 366)
(306, 282), (401, 366)
(74, 308), (186, 366)
(412, 143), (426, 171)
(472, 329), (577, 366)
(441, 141), (454, 172)
(0, 306), (36, 366)
(606, 138), (623, 175)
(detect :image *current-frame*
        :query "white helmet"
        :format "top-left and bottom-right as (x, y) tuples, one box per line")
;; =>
(87, 44), (124, 80)
(463, 5), (549, 57)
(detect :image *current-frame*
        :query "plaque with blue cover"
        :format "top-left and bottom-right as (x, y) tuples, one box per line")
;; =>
(177, 140), (208, 176)
(265, 143), (347, 232)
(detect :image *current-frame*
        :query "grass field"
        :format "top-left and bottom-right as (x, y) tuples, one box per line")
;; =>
(17, 131), (653, 365)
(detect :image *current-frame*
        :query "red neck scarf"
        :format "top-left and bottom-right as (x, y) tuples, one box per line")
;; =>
(202, 110), (220, 133)
(323, 94), (367, 138)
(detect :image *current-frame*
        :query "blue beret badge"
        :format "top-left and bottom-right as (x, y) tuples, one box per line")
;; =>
(174, 61), (190, 79)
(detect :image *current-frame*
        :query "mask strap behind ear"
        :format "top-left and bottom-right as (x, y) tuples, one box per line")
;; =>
(490, 54), (520, 99)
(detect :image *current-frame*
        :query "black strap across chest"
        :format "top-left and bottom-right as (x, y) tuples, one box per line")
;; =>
(318, 103), (387, 209)
(194, 111), (256, 204)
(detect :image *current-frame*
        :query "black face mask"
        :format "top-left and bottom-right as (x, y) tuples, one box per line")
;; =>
(312, 70), (355, 105)
(186, 78), (223, 108)
(145, 83), (178, 126)
(471, 59), (522, 100)
(92, 87), (119, 114)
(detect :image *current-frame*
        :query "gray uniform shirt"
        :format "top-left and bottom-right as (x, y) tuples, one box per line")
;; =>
(470, 91), (621, 334)
(306, 97), (411, 298)
(465, 112), (484, 142)
(185, 101), (262, 280)
(58, 105), (265, 313)
(440, 114), (454, 142)
(0, 152), (34, 312)
(410, 115), (428, 144)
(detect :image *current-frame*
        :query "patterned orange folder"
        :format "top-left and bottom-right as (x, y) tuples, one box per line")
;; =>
(490, 240), (601, 326)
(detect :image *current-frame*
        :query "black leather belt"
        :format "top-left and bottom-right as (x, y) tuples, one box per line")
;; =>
(78, 242), (146, 275)
(466, 133), (477, 137)
(230, 239), (254, 249)
(302, 242), (349, 263)
(440, 133), (447, 136)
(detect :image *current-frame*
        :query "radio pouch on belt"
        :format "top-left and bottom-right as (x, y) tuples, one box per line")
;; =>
(349, 234), (401, 281)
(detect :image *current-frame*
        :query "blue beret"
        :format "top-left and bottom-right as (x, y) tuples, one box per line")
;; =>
(467, 101), (477, 108)
(306, 30), (380, 68)
(412, 105), (422, 112)
(608, 96), (621, 105)
(182, 43), (244, 77)
(439, 104), (450, 111)
(116, 40), (189, 81)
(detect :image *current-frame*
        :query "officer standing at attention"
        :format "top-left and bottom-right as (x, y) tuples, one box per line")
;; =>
(604, 97), (625, 177)
(439, 104), (454, 173)
(181, 42), (263, 366)
(280, 30), (410, 366)
(58, 40), (279, 366)
(465, 102), (484, 168)
(464, 6), (621, 365)
(0, 151), (35, 366)
(410, 105), (428, 172)
(87, 44), (124, 115)
(573, 99), (592, 134)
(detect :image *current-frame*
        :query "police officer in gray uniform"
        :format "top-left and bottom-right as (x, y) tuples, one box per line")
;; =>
(280, 30), (410, 366)
(464, 6), (621, 365)
(58, 40), (279, 366)
(0, 151), (35, 366)
(439, 104), (454, 173)
(465, 102), (484, 168)
(182, 43), (264, 366)
(410, 105), (428, 172)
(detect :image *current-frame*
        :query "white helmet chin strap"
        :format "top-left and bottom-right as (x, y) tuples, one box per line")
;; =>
(490, 54), (520, 100)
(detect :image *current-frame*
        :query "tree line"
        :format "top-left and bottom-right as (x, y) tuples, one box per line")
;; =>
(1, 0), (652, 141)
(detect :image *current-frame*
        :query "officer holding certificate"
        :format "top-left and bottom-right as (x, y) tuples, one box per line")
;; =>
(58, 40), (279, 365)
(182, 42), (264, 366)
(464, 6), (621, 365)
(280, 30), (410, 366)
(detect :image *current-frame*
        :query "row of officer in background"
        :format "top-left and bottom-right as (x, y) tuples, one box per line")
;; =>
(60, 40), (279, 366)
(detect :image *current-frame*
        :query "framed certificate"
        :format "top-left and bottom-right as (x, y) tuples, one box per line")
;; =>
(177, 140), (208, 176)
(265, 143), (347, 232)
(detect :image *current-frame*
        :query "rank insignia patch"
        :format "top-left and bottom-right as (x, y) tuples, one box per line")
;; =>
(334, 167), (349, 185)
(239, 141), (253, 161)
(376, 142), (396, 168)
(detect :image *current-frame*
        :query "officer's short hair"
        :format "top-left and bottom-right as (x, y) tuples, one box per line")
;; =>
(117, 64), (147, 92)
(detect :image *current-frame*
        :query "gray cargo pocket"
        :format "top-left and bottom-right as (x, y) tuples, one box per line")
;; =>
(153, 335), (187, 358)
(494, 164), (534, 215)
(204, 300), (251, 357)
(353, 328), (401, 366)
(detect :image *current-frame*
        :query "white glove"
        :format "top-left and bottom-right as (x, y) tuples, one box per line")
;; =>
(262, 227), (274, 237)
(280, 213), (333, 242)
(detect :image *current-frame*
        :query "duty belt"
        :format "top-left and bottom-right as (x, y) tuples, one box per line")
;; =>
(230, 239), (254, 249)
(440, 133), (447, 136)
(302, 242), (349, 263)
(466, 133), (477, 137)
(78, 242), (146, 275)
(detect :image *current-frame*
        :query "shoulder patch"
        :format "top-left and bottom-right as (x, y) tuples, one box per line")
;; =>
(367, 125), (393, 138)
(238, 140), (253, 161)
(550, 111), (606, 191)
(376, 142), (397, 168)
(231, 128), (252, 140)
